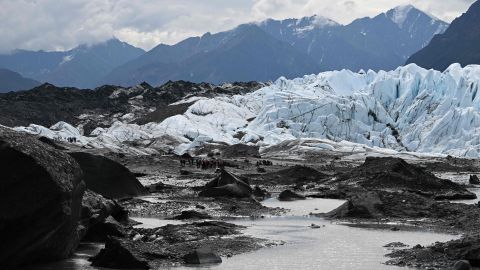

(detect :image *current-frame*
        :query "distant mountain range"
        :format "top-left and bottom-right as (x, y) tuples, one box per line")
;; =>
(102, 5), (448, 86)
(258, 5), (448, 72)
(0, 5), (448, 89)
(101, 24), (321, 87)
(407, 0), (480, 70)
(0, 38), (145, 89)
(0, 68), (40, 93)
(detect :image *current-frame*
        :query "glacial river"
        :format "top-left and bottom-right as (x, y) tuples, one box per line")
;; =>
(27, 197), (461, 270)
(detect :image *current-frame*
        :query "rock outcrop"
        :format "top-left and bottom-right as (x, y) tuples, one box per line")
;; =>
(324, 191), (383, 219)
(81, 190), (129, 242)
(470, 175), (480, 185)
(278, 190), (306, 201)
(324, 189), (480, 232)
(387, 233), (480, 269)
(0, 127), (85, 268)
(199, 170), (253, 198)
(90, 237), (150, 269)
(70, 152), (148, 199)
(263, 165), (328, 185)
(342, 157), (475, 199)
(91, 221), (262, 269)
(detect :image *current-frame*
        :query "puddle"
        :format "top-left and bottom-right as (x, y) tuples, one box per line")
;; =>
(262, 197), (346, 216)
(131, 216), (185, 229)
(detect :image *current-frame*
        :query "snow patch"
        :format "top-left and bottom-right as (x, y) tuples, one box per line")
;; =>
(388, 4), (415, 28)
(60, 55), (74, 65)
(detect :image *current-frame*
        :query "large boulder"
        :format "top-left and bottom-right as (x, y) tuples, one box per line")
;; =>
(69, 152), (148, 199)
(199, 170), (253, 198)
(324, 191), (382, 219)
(470, 175), (480, 185)
(90, 237), (151, 270)
(83, 216), (127, 242)
(81, 190), (129, 226)
(80, 190), (129, 242)
(0, 127), (85, 268)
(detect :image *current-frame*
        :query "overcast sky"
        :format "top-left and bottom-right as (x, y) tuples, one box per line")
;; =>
(0, 0), (475, 53)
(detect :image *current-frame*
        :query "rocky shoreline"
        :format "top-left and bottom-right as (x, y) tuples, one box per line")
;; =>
(2, 127), (480, 269)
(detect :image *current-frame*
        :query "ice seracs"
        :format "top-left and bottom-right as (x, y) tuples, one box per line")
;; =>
(14, 122), (88, 144)
(153, 63), (480, 157)
(13, 63), (480, 158)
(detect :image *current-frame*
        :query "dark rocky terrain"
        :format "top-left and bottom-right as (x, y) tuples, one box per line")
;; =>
(0, 80), (264, 133)
(386, 233), (480, 269)
(3, 126), (480, 270)
(0, 128), (277, 269)
(90, 222), (269, 269)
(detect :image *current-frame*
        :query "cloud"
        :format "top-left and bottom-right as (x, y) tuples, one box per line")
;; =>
(0, 0), (475, 53)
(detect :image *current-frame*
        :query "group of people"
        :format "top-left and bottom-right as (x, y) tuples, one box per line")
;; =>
(180, 157), (194, 166)
(66, 137), (77, 143)
(256, 159), (273, 166)
(196, 158), (226, 170)
(53, 136), (78, 143)
(179, 155), (226, 170)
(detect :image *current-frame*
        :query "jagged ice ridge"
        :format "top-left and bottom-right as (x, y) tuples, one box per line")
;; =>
(14, 63), (480, 157)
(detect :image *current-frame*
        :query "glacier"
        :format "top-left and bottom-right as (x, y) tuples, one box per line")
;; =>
(13, 63), (480, 157)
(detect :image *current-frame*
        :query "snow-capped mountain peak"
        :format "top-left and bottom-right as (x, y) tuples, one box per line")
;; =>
(300, 15), (340, 28)
(256, 14), (340, 37)
(388, 4), (415, 27)
(291, 15), (340, 36)
(385, 4), (443, 29)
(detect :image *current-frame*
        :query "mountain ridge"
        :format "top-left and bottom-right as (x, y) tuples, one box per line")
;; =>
(0, 38), (145, 88)
(406, 0), (480, 70)
(102, 5), (448, 87)
(0, 68), (40, 93)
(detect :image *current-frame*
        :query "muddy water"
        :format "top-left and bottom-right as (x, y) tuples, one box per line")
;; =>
(164, 198), (458, 270)
(28, 198), (459, 270)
